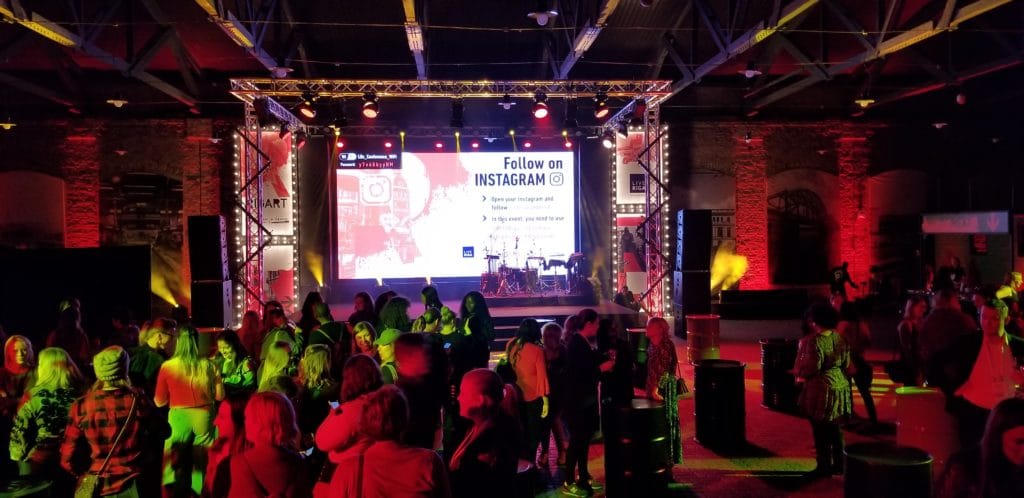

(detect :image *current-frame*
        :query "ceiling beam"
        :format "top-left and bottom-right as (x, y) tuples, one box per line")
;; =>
(648, 1), (694, 79)
(665, 0), (821, 99)
(557, 0), (621, 79)
(402, 0), (427, 80)
(0, 72), (76, 106)
(694, 0), (728, 54)
(751, 0), (1016, 110)
(871, 51), (1024, 108)
(192, 0), (278, 70)
(0, 0), (196, 106)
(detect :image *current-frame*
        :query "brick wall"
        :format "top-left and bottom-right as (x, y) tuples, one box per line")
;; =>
(733, 136), (771, 289)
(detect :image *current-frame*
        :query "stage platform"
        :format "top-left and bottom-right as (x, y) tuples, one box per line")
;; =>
(326, 298), (641, 350)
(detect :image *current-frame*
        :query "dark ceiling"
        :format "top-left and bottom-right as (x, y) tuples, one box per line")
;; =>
(0, 0), (1020, 122)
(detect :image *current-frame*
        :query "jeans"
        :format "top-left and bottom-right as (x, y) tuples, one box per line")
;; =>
(521, 397), (545, 460)
(564, 405), (598, 483)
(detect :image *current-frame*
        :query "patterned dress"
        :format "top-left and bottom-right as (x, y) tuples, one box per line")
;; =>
(795, 330), (852, 422)
(646, 338), (682, 464)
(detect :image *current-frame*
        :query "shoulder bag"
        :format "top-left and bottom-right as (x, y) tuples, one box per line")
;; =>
(75, 393), (138, 498)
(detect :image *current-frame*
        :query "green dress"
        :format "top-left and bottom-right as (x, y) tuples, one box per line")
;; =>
(795, 330), (852, 422)
(647, 339), (682, 464)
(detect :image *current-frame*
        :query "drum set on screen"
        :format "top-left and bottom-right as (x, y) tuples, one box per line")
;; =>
(479, 237), (589, 296)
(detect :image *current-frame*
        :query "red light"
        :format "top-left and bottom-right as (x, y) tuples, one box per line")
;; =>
(435, 142), (443, 149)
(564, 140), (573, 148)
(384, 141), (393, 149)
(335, 139), (345, 149)
(523, 141), (532, 149)
(532, 102), (549, 119)
(471, 141), (480, 149)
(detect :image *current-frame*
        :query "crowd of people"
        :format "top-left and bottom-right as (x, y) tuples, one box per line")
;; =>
(0, 287), (682, 498)
(795, 272), (1024, 493)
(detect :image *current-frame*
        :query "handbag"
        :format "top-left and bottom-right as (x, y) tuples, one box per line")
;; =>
(674, 359), (690, 397)
(75, 394), (138, 498)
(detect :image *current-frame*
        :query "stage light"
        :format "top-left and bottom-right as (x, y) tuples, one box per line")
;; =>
(956, 92), (967, 105)
(498, 94), (516, 110)
(564, 140), (573, 149)
(562, 99), (578, 129)
(335, 138), (345, 149)
(629, 98), (647, 127)
(601, 129), (615, 149)
(527, 1), (558, 26)
(593, 92), (610, 119)
(384, 140), (393, 149)
(189, 107), (201, 115)
(450, 99), (465, 128)
(67, 106), (81, 115)
(328, 101), (348, 130)
(295, 130), (307, 149)
(297, 92), (317, 120)
(523, 141), (532, 149)
(532, 92), (549, 119)
(616, 121), (628, 138)
(362, 92), (379, 119)
(471, 141), (480, 149)
(854, 96), (875, 109)
(508, 129), (515, 136)
(435, 141), (443, 149)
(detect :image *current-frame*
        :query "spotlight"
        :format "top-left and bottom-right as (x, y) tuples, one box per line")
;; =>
(523, 141), (532, 149)
(956, 92), (967, 105)
(297, 92), (317, 120)
(601, 129), (615, 149)
(450, 99), (465, 128)
(435, 141), (443, 149)
(562, 99), (578, 129)
(532, 92), (549, 119)
(629, 98), (647, 126)
(471, 141), (480, 149)
(498, 94), (516, 110)
(295, 130), (307, 149)
(593, 92), (610, 119)
(335, 137), (345, 149)
(563, 140), (573, 149)
(328, 101), (348, 130)
(616, 121), (628, 138)
(0, 119), (16, 131)
(384, 140), (393, 149)
(527, 1), (558, 26)
(741, 61), (762, 79)
(362, 92), (379, 119)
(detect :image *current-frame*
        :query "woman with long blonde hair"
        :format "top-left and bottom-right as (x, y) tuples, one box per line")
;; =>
(10, 347), (83, 477)
(297, 345), (340, 440)
(154, 326), (224, 497)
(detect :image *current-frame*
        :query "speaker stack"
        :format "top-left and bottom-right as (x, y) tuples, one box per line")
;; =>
(672, 210), (712, 338)
(188, 215), (232, 329)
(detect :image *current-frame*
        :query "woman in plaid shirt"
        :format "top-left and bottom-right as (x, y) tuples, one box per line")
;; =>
(62, 346), (159, 498)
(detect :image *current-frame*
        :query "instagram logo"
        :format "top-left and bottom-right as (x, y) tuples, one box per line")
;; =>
(360, 176), (392, 205)
(550, 172), (564, 186)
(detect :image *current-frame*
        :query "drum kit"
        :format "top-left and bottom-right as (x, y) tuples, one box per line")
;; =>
(479, 236), (588, 296)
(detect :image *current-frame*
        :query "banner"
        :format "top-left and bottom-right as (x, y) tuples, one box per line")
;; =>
(264, 244), (295, 313)
(922, 211), (1009, 234)
(260, 132), (294, 236)
(615, 131), (649, 204)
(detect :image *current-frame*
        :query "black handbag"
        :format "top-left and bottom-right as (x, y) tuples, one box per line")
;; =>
(75, 394), (137, 498)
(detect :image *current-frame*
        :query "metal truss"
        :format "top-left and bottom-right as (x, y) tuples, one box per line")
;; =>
(632, 108), (671, 317)
(234, 106), (271, 318)
(306, 125), (602, 138)
(230, 78), (673, 100)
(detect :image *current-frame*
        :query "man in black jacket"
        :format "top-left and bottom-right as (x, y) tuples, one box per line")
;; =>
(562, 308), (614, 496)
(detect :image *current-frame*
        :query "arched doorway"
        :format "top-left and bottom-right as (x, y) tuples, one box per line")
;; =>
(768, 189), (829, 285)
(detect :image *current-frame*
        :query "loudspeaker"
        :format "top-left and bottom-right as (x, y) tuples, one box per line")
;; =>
(676, 210), (712, 271)
(673, 270), (711, 314)
(191, 280), (232, 329)
(188, 215), (228, 282)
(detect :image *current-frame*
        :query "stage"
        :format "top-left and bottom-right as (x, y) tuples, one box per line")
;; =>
(326, 297), (641, 350)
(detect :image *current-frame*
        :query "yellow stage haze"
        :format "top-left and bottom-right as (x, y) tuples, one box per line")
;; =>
(306, 250), (324, 286)
(152, 267), (179, 307)
(710, 241), (748, 295)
